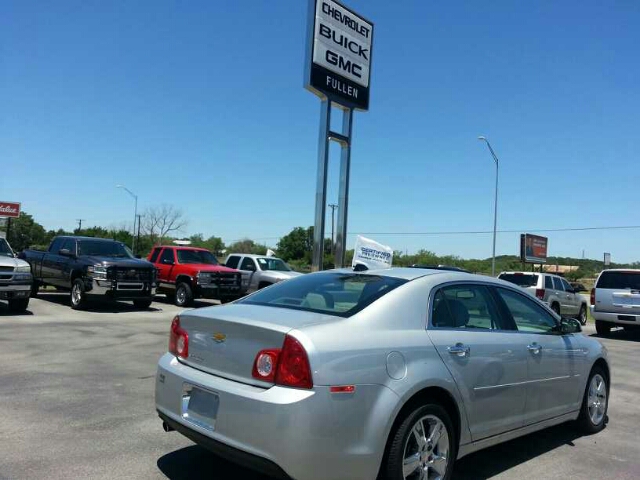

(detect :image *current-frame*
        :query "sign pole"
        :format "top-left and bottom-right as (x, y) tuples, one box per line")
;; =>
(335, 107), (353, 268)
(311, 99), (331, 272)
(6, 217), (11, 241)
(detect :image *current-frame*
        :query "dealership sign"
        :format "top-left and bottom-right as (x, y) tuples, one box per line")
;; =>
(0, 201), (20, 218)
(305, 0), (374, 111)
(352, 235), (393, 270)
(520, 234), (548, 264)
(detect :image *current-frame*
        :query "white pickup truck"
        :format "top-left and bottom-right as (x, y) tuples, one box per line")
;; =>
(591, 269), (640, 335)
(0, 238), (33, 312)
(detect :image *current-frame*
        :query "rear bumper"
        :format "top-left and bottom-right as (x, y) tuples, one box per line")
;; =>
(591, 308), (639, 324)
(85, 278), (156, 300)
(155, 353), (396, 480)
(158, 411), (291, 480)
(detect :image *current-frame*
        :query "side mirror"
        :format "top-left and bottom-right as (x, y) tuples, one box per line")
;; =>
(59, 248), (73, 257)
(559, 317), (582, 334)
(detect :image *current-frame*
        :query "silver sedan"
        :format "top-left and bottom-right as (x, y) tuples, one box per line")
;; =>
(155, 268), (610, 480)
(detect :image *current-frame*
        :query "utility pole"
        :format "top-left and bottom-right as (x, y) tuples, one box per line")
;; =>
(478, 136), (500, 276)
(328, 203), (338, 255)
(76, 219), (85, 232)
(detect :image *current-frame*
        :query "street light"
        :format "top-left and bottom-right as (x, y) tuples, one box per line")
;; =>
(116, 184), (138, 254)
(478, 136), (499, 277)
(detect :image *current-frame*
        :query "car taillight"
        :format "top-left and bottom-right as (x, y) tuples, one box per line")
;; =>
(276, 335), (313, 389)
(252, 349), (280, 383)
(168, 316), (189, 359)
(251, 335), (313, 389)
(535, 289), (545, 300)
(590, 288), (596, 306)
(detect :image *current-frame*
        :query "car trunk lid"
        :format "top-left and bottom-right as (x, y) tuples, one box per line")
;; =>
(176, 304), (339, 387)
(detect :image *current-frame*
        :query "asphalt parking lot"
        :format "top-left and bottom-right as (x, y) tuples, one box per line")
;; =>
(1, 294), (639, 480)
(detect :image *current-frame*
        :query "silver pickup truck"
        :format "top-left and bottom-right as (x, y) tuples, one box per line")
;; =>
(224, 254), (302, 294)
(0, 238), (33, 312)
(591, 269), (640, 335)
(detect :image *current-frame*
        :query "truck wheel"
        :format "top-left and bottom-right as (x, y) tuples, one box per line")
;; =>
(8, 298), (30, 312)
(551, 303), (560, 315)
(70, 279), (87, 310)
(175, 282), (193, 307)
(577, 305), (587, 325)
(133, 299), (153, 309)
(595, 320), (611, 336)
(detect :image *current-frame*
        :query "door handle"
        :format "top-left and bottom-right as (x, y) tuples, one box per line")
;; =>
(527, 343), (542, 355)
(448, 343), (470, 357)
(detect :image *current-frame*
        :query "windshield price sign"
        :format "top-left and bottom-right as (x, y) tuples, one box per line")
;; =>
(305, 0), (374, 111)
(0, 201), (20, 218)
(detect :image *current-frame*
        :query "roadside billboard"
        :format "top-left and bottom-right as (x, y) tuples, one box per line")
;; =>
(520, 234), (548, 264)
(305, 0), (374, 111)
(604, 252), (611, 266)
(0, 201), (20, 218)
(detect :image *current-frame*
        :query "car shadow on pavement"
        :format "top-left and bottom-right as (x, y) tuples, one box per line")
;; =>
(153, 295), (220, 310)
(158, 423), (587, 480)
(35, 292), (163, 314)
(590, 329), (640, 342)
(454, 423), (585, 479)
(157, 445), (270, 480)
(0, 304), (34, 316)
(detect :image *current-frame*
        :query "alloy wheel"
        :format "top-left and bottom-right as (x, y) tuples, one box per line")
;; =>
(176, 287), (186, 305)
(402, 415), (450, 480)
(588, 374), (607, 426)
(72, 283), (82, 306)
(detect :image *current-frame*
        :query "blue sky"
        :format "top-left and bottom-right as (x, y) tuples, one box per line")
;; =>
(2, 0), (639, 262)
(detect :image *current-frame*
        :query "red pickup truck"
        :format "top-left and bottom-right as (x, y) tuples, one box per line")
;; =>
(148, 246), (242, 307)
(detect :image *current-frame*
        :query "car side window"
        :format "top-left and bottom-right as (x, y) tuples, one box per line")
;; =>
(149, 248), (161, 263)
(225, 255), (240, 269)
(240, 257), (257, 271)
(62, 239), (76, 254)
(431, 284), (504, 330)
(50, 238), (64, 253)
(496, 288), (558, 334)
(545, 276), (553, 289)
(561, 278), (573, 292)
(552, 277), (564, 291)
(159, 249), (174, 264)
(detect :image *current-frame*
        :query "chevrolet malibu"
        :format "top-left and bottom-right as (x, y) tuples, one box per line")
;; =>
(155, 268), (610, 480)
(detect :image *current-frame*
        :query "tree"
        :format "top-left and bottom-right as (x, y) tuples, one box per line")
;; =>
(227, 239), (268, 255)
(189, 234), (225, 256)
(142, 205), (187, 245)
(5, 212), (47, 251)
(277, 227), (312, 262)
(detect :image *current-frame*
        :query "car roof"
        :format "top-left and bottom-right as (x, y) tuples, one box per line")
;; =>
(56, 236), (120, 242)
(227, 253), (282, 260)
(599, 269), (640, 273)
(331, 267), (505, 283)
(499, 271), (557, 277)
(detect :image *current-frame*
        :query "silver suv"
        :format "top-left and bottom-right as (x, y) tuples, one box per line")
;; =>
(591, 269), (640, 335)
(498, 271), (588, 324)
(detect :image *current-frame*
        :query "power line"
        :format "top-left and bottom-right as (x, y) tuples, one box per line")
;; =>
(352, 225), (640, 236)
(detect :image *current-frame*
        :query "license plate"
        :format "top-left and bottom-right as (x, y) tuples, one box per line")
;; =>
(182, 385), (219, 431)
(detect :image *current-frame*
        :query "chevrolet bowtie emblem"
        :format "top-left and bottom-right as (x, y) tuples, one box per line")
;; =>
(212, 333), (226, 343)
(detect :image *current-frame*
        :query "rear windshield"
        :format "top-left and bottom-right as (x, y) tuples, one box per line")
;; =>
(237, 272), (407, 317)
(596, 271), (640, 290)
(498, 273), (539, 287)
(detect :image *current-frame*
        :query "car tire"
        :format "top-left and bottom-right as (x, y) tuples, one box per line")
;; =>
(133, 299), (153, 309)
(551, 303), (560, 315)
(8, 298), (29, 312)
(595, 320), (611, 336)
(577, 305), (587, 325)
(577, 366), (609, 434)
(383, 403), (456, 480)
(175, 282), (193, 307)
(70, 278), (87, 310)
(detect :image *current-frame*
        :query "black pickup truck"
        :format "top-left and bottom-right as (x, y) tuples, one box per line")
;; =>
(20, 236), (156, 310)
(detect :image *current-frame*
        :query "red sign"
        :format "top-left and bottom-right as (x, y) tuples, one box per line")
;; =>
(0, 202), (21, 218)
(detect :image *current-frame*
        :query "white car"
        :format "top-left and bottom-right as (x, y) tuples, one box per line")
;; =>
(498, 271), (588, 324)
(0, 238), (33, 312)
(591, 269), (640, 335)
